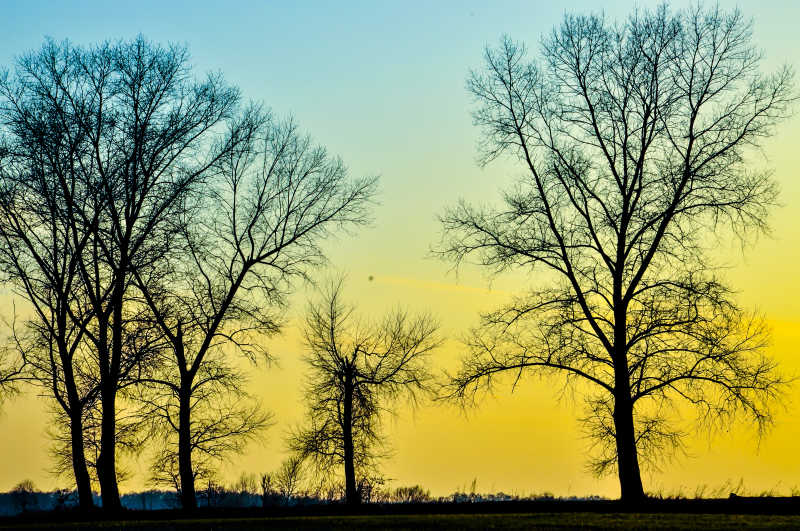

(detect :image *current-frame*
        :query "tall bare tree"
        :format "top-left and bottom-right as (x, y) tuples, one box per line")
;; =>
(291, 281), (440, 505)
(0, 46), (102, 506)
(439, 4), (794, 501)
(0, 36), (248, 510)
(131, 113), (378, 509)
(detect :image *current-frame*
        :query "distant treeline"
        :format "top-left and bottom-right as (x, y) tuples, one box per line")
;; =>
(0, 483), (607, 516)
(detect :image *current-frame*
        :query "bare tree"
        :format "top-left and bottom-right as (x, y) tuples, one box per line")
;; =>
(391, 485), (431, 503)
(10, 480), (38, 513)
(233, 473), (258, 496)
(0, 45), (103, 506)
(0, 36), (248, 510)
(274, 455), (305, 505)
(291, 280), (440, 505)
(439, 4), (794, 501)
(131, 111), (377, 509)
(259, 472), (279, 507)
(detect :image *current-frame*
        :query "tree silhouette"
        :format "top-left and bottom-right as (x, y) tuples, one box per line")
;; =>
(0, 36), (247, 510)
(391, 485), (431, 503)
(10, 480), (38, 513)
(0, 40), (107, 506)
(439, 4), (794, 501)
(291, 280), (440, 505)
(274, 455), (305, 505)
(131, 112), (377, 510)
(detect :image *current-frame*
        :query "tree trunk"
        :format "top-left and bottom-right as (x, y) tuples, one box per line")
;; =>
(97, 381), (121, 511)
(62, 341), (94, 510)
(612, 298), (645, 503)
(178, 377), (197, 510)
(342, 376), (359, 505)
(613, 391), (645, 502)
(98, 281), (124, 511)
(68, 408), (94, 509)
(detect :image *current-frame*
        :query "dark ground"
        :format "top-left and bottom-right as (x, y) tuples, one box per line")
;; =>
(3, 498), (800, 530)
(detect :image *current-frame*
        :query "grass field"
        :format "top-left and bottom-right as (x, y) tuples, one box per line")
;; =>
(2, 513), (800, 530)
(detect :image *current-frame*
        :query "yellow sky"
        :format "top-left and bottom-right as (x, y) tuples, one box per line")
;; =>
(5, 265), (800, 498)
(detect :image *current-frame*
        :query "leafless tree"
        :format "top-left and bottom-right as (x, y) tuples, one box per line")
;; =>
(0, 44), (103, 506)
(10, 479), (38, 513)
(259, 472), (274, 507)
(391, 485), (431, 503)
(131, 111), (377, 509)
(274, 455), (305, 504)
(291, 280), (440, 505)
(438, 4), (795, 501)
(233, 472), (258, 496)
(0, 36), (250, 510)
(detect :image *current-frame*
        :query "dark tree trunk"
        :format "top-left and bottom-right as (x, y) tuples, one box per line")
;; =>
(612, 343), (645, 504)
(97, 281), (124, 511)
(178, 376), (197, 510)
(62, 339), (95, 511)
(97, 381), (121, 511)
(342, 376), (359, 505)
(613, 392), (645, 502)
(611, 273), (645, 503)
(68, 408), (94, 509)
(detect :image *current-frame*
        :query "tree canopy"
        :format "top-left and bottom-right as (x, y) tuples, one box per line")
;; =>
(440, 3), (794, 501)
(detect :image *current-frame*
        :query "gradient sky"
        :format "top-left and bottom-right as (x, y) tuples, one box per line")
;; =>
(0, 0), (798, 498)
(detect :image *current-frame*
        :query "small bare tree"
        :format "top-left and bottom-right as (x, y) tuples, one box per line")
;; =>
(392, 485), (431, 503)
(10, 480), (38, 513)
(234, 473), (258, 496)
(291, 280), (440, 505)
(259, 473), (275, 507)
(274, 455), (305, 505)
(439, 4), (794, 501)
